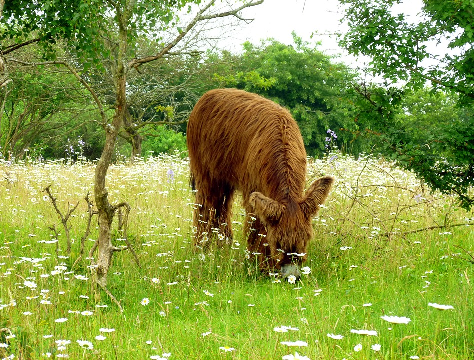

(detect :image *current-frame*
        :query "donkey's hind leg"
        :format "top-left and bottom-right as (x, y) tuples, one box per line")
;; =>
(215, 184), (234, 246)
(192, 180), (233, 248)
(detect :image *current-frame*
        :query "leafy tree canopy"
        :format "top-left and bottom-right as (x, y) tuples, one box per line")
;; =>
(205, 35), (360, 156)
(2, 0), (192, 65)
(339, 0), (474, 208)
(339, 0), (474, 102)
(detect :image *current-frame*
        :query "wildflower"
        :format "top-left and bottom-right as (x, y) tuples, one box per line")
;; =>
(428, 303), (454, 310)
(381, 315), (411, 324)
(23, 280), (37, 289)
(354, 343), (362, 352)
(350, 329), (377, 336)
(282, 352), (310, 360)
(326, 333), (343, 340)
(219, 346), (235, 352)
(203, 290), (214, 297)
(371, 344), (381, 351)
(300, 267), (311, 275)
(363, 303), (372, 307)
(55, 318), (68, 323)
(151, 278), (160, 284)
(76, 340), (93, 349)
(141, 298), (150, 306)
(280, 341), (308, 347)
(23, 311), (33, 316)
(410, 356), (420, 359)
(80, 311), (93, 316)
(274, 326), (299, 333)
(0, 343), (8, 348)
(55, 340), (71, 346)
(159, 311), (166, 317)
(99, 328), (115, 333)
(95, 335), (106, 341)
(167, 168), (175, 183)
(202, 331), (212, 337)
(287, 275), (297, 284)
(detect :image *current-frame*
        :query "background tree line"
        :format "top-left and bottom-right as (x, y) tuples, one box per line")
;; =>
(6, 34), (455, 160)
(1, 0), (473, 209)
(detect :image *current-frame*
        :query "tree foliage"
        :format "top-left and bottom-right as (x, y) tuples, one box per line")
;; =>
(339, 0), (474, 208)
(2, 0), (265, 287)
(204, 35), (360, 156)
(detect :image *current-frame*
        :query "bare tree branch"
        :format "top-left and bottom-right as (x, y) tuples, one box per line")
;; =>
(7, 58), (108, 126)
(128, 0), (264, 69)
(2, 38), (41, 55)
(72, 192), (98, 270)
(44, 185), (80, 256)
(198, 0), (264, 21)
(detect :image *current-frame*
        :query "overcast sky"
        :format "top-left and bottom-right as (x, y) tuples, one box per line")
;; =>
(220, 0), (345, 55)
(215, 0), (426, 68)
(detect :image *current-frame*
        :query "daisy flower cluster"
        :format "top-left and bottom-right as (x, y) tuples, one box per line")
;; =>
(0, 152), (468, 359)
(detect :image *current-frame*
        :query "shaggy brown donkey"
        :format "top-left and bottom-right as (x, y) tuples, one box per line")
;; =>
(187, 88), (334, 278)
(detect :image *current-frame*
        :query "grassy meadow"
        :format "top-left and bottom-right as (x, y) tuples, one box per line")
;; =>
(0, 152), (473, 359)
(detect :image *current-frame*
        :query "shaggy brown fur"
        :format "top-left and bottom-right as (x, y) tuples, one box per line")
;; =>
(187, 88), (334, 274)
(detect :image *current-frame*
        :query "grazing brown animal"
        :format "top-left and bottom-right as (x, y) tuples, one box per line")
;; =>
(187, 88), (334, 278)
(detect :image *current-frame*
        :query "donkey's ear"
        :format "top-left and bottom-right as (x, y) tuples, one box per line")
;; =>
(249, 192), (285, 224)
(300, 176), (334, 217)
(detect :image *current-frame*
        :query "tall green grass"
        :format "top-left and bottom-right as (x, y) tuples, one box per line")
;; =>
(0, 152), (473, 359)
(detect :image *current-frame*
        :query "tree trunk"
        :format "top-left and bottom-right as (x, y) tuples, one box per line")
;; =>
(130, 131), (142, 161)
(94, 19), (128, 287)
(123, 112), (143, 161)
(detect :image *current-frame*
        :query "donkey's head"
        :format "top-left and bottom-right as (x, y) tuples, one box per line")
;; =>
(249, 176), (334, 278)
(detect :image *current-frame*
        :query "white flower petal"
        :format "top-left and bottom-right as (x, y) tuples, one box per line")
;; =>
(428, 303), (454, 310)
(381, 315), (411, 324)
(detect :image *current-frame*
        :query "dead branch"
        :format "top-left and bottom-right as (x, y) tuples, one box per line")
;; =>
(95, 280), (123, 312)
(113, 201), (140, 268)
(43, 185), (80, 255)
(453, 244), (474, 264)
(355, 184), (418, 194)
(380, 222), (471, 237)
(48, 224), (61, 259)
(72, 192), (98, 269)
(86, 200), (140, 268)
